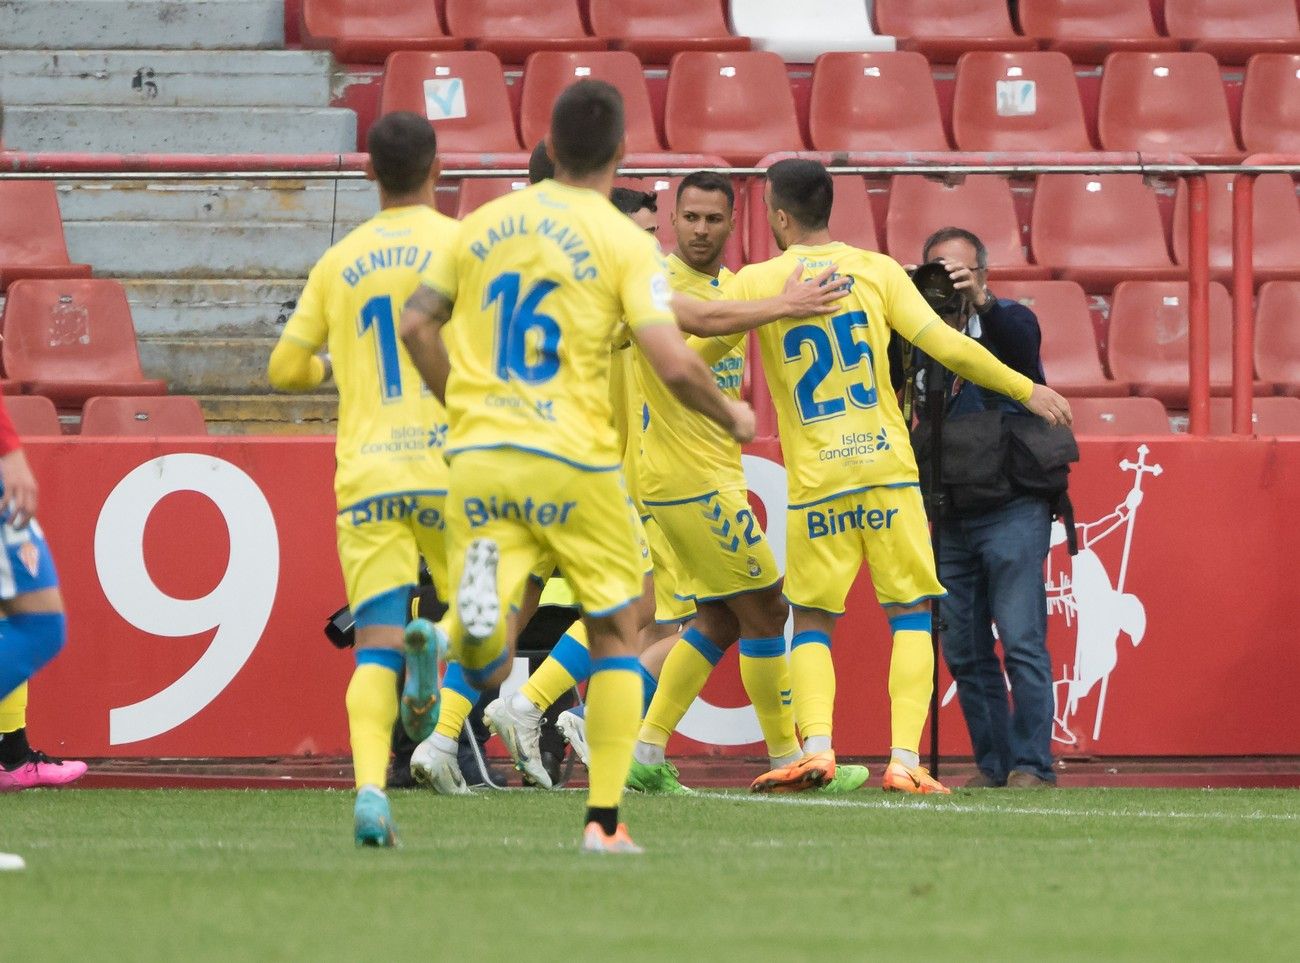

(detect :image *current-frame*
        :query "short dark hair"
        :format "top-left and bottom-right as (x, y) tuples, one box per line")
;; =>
(676, 170), (734, 210)
(528, 141), (555, 184)
(367, 112), (438, 194)
(922, 227), (988, 271)
(549, 80), (624, 177)
(766, 159), (833, 230)
(610, 187), (657, 216)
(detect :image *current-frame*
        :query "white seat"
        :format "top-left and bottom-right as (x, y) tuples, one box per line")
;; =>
(730, 0), (896, 62)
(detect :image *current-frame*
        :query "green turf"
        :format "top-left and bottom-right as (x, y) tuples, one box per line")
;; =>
(2, 787), (1297, 961)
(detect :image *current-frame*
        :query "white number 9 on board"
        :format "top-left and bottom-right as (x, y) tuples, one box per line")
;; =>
(94, 454), (279, 745)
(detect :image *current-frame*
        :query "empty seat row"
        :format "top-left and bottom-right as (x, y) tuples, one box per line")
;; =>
(1068, 396), (1300, 436)
(5, 394), (207, 437)
(377, 49), (1300, 162)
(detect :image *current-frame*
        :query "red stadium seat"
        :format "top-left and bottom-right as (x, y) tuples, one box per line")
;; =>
(995, 280), (1131, 397)
(587, 0), (750, 64)
(808, 53), (950, 152)
(1, 280), (167, 408)
(2, 395), (61, 437)
(379, 52), (522, 152)
(519, 52), (660, 152)
(663, 52), (802, 165)
(952, 52), (1092, 152)
(1030, 174), (1184, 292)
(1106, 280), (1273, 405)
(455, 176), (531, 219)
(1018, 0), (1179, 64)
(299, 0), (461, 64)
(885, 176), (1050, 280)
(0, 183), (92, 294)
(748, 175), (880, 262)
(1171, 174), (1300, 284)
(1209, 397), (1300, 436)
(1164, 0), (1300, 66)
(444, 0), (605, 63)
(1240, 54), (1300, 154)
(1254, 281), (1300, 397)
(1068, 397), (1171, 435)
(1097, 52), (1242, 162)
(873, 0), (1036, 63)
(80, 396), (208, 436)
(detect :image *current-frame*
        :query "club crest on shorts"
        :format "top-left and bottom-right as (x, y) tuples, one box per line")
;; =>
(18, 541), (40, 578)
(747, 555), (761, 578)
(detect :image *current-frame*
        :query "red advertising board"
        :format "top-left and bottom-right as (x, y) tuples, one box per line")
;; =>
(22, 436), (1300, 760)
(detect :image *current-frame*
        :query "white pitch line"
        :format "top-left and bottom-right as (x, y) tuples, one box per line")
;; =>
(688, 791), (1299, 822)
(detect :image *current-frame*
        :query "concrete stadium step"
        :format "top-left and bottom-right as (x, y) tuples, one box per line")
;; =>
(58, 179), (375, 227)
(198, 394), (337, 436)
(0, 1), (283, 50)
(122, 279), (305, 338)
(0, 51), (335, 108)
(141, 336), (277, 394)
(3, 105), (356, 154)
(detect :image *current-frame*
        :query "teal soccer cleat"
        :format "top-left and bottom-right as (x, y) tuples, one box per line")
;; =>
(401, 617), (448, 743)
(354, 786), (398, 848)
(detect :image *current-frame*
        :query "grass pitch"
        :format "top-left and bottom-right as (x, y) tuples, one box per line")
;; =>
(3, 787), (1297, 961)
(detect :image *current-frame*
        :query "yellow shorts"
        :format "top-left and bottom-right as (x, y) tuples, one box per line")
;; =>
(648, 488), (780, 604)
(783, 484), (944, 615)
(538, 576), (578, 608)
(445, 449), (645, 672)
(528, 497), (652, 584)
(335, 491), (449, 621)
(643, 513), (697, 623)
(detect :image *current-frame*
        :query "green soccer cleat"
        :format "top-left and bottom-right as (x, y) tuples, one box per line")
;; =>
(401, 618), (447, 743)
(819, 763), (870, 793)
(354, 787), (398, 848)
(626, 760), (695, 796)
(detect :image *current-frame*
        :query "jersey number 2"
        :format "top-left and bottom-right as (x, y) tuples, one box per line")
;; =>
(783, 310), (879, 424)
(485, 272), (561, 385)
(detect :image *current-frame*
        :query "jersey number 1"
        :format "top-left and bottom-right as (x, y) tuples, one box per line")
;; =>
(485, 272), (561, 385)
(358, 295), (403, 402)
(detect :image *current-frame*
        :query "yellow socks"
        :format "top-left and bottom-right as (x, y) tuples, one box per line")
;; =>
(887, 612), (934, 756)
(0, 682), (27, 734)
(584, 656), (642, 809)
(638, 627), (723, 752)
(738, 637), (800, 762)
(521, 622), (590, 711)
(434, 661), (479, 742)
(345, 650), (401, 789)
(790, 630), (836, 750)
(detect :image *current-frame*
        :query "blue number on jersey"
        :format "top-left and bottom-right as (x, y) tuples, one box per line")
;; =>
(783, 310), (879, 424)
(484, 272), (562, 385)
(358, 295), (403, 401)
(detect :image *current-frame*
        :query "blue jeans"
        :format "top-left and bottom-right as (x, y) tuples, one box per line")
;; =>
(939, 496), (1055, 783)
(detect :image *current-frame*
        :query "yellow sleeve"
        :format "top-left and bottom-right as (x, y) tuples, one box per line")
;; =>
(687, 332), (745, 367)
(271, 259), (330, 391)
(267, 338), (326, 392)
(620, 234), (677, 332)
(419, 222), (461, 302)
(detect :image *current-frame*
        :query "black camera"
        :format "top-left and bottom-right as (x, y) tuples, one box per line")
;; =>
(909, 261), (965, 318)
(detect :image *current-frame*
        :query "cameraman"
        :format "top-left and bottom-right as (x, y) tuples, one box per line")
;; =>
(913, 227), (1058, 789)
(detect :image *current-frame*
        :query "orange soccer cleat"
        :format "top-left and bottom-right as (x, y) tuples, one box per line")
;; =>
(581, 822), (644, 855)
(750, 750), (837, 793)
(881, 760), (952, 794)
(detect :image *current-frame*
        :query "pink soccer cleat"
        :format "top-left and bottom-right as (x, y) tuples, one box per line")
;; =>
(0, 750), (88, 791)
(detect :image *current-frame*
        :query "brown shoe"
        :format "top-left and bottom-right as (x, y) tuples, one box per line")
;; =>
(962, 772), (1003, 789)
(1006, 770), (1055, 789)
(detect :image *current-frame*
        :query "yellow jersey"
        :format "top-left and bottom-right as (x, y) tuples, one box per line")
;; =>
(637, 254), (746, 503)
(421, 180), (676, 471)
(607, 338), (643, 504)
(730, 243), (1033, 508)
(282, 204), (458, 510)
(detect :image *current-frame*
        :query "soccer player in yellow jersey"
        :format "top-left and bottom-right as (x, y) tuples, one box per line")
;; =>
(268, 113), (458, 845)
(725, 160), (1073, 795)
(399, 80), (755, 853)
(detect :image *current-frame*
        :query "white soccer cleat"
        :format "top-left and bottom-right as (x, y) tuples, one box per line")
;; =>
(555, 708), (589, 769)
(0, 852), (25, 871)
(458, 539), (501, 644)
(484, 696), (553, 789)
(410, 737), (471, 796)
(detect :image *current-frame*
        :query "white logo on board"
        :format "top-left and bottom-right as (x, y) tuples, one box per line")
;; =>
(423, 78), (467, 121)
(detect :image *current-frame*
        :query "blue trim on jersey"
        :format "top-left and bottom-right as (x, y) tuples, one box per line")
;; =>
(336, 490), (447, 515)
(641, 490), (720, 508)
(682, 626), (725, 666)
(446, 443), (620, 473)
(353, 585), (413, 628)
(888, 611), (933, 634)
(551, 632), (592, 682)
(463, 646), (513, 689)
(639, 663), (658, 713)
(591, 655), (640, 674)
(355, 647), (404, 672)
(439, 661), (480, 703)
(739, 635), (788, 658)
(585, 592), (640, 619)
(791, 629), (831, 650)
(788, 481), (921, 512)
(883, 592), (948, 608)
